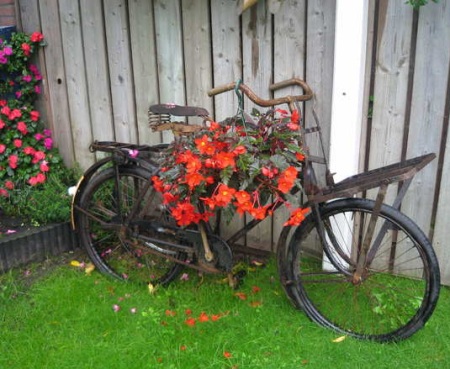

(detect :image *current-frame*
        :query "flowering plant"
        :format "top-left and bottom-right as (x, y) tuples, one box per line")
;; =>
(152, 109), (310, 227)
(0, 31), (65, 200)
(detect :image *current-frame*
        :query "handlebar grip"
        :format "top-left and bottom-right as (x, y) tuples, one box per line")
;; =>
(269, 78), (313, 98)
(207, 82), (236, 97)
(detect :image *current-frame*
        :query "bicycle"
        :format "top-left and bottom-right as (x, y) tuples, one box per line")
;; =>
(71, 78), (440, 342)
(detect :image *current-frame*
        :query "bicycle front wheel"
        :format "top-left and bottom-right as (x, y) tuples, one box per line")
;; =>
(76, 165), (186, 285)
(286, 198), (440, 342)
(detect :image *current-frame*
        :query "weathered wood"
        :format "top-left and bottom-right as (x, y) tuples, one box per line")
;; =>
(154, 0), (185, 143)
(181, 0), (213, 117)
(59, 0), (94, 169)
(401, 1), (450, 237)
(242, 0), (273, 250)
(38, 0), (75, 166)
(271, 0), (306, 250)
(80, 0), (115, 147)
(366, 1), (414, 204)
(128, 0), (161, 146)
(104, 0), (137, 144)
(210, 0), (244, 244)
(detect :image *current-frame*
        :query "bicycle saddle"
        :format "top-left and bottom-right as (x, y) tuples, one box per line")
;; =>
(149, 103), (209, 117)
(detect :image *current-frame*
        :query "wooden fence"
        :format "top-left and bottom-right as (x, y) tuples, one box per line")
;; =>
(14, 0), (450, 284)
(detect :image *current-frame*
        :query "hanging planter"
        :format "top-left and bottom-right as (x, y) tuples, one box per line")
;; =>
(0, 222), (79, 273)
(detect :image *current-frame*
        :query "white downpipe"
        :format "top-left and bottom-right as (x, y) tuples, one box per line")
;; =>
(324, 0), (369, 270)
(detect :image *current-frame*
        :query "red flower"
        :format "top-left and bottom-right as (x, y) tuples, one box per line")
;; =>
(0, 119), (5, 129)
(8, 154), (18, 169)
(23, 146), (36, 155)
(250, 205), (268, 220)
(30, 110), (40, 121)
(234, 190), (251, 204)
(152, 175), (165, 192)
(0, 188), (8, 197)
(212, 151), (236, 169)
(277, 166), (298, 194)
(32, 150), (45, 163)
(5, 181), (14, 190)
(21, 42), (31, 56)
(30, 32), (44, 43)
(184, 172), (205, 190)
(8, 109), (21, 120)
(232, 145), (247, 155)
(198, 312), (209, 322)
(223, 351), (232, 359)
(0, 144), (5, 154)
(39, 161), (49, 172)
(295, 152), (305, 162)
(17, 121), (28, 135)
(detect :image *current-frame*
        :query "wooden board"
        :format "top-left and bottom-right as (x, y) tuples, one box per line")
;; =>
(38, 0), (75, 166)
(80, 0), (115, 146)
(366, 1), (414, 205)
(59, 0), (94, 169)
(401, 1), (450, 236)
(104, 0), (137, 144)
(154, 0), (185, 143)
(128, 0), (161, 146)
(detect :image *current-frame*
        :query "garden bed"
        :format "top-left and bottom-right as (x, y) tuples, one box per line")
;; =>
(0, 219), (79, 273)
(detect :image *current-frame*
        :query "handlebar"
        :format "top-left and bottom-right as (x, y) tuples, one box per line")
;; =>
(207, 78), (313, 107)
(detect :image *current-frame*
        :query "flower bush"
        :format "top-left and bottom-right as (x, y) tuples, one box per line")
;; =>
(0, 31), (75, 225)
(152, 109), (310, 227)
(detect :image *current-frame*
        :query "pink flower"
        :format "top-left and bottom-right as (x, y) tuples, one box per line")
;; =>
(113, 304), (121, 312)
(3, 47), (12, 56)
(44, 137), (53, 150)
(13, 139), (22, 148)
(32, 150), (45, 163)
(35, 85), (41, 94)
(130, 308), (137, 314)
(0, 144), (5, 154)
(0, 188), (8, 197)
(34, 133), (44, 141)
(0, 119), (4, 129)
(22, 75), (32, 83)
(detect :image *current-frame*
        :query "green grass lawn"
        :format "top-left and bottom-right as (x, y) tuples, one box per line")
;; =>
(1, 251), (449, 369)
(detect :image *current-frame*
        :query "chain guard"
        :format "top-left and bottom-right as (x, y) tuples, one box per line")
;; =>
(129, 220), (233, 273)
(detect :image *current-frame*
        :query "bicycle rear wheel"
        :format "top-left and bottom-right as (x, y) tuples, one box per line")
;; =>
(76, 165), (186, 285)
(285, 198), (440, 342)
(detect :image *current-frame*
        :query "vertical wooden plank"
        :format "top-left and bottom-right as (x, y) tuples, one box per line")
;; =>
(211, 0), (241, 120)
(366, 1), (414, 204)
(401, 1), (450, 234)
(242, 0), (273, 250)
(59, 0), (94, 169)
(182, 0), (213, 115)
(210, 0), (244, 243)
(271, 0), (306, 250)
(433, 119), (450, 285)
(128, 0), (160, 145)
(38, 0), (75, 166)
(104, 0), (137, 143)
(80, 0), (114, 145)
(154, 0), (185, 143)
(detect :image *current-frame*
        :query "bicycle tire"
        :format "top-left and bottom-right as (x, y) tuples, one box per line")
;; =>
(76, 165), (186, 285)
(285, 198), (440, 342)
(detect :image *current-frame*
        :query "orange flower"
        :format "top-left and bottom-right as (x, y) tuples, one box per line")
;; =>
(296, 152), (305, 161)
(284, 207), (310, 226)
(184, 317), (196, 326)
(223, 351), (232, 359)
(234, 190), (251, 204)
(195, 134), (216, 155)
(198, 312), (209, 322)
(213, 151), (236, 169)
(184, 172), (205, 189)
(212, 184), (236, 207)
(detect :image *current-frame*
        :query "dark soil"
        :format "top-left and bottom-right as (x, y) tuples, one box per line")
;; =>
(0, 210), (34, 235)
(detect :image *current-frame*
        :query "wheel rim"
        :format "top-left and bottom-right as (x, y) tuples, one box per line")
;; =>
(289, 201), (435, 341)
(78, 168), (185, 284)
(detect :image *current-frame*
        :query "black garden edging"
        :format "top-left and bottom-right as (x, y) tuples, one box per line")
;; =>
(0, 222), (79, 273)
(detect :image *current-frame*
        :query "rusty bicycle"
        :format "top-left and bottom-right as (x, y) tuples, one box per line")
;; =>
(71, 78), (440, 342)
